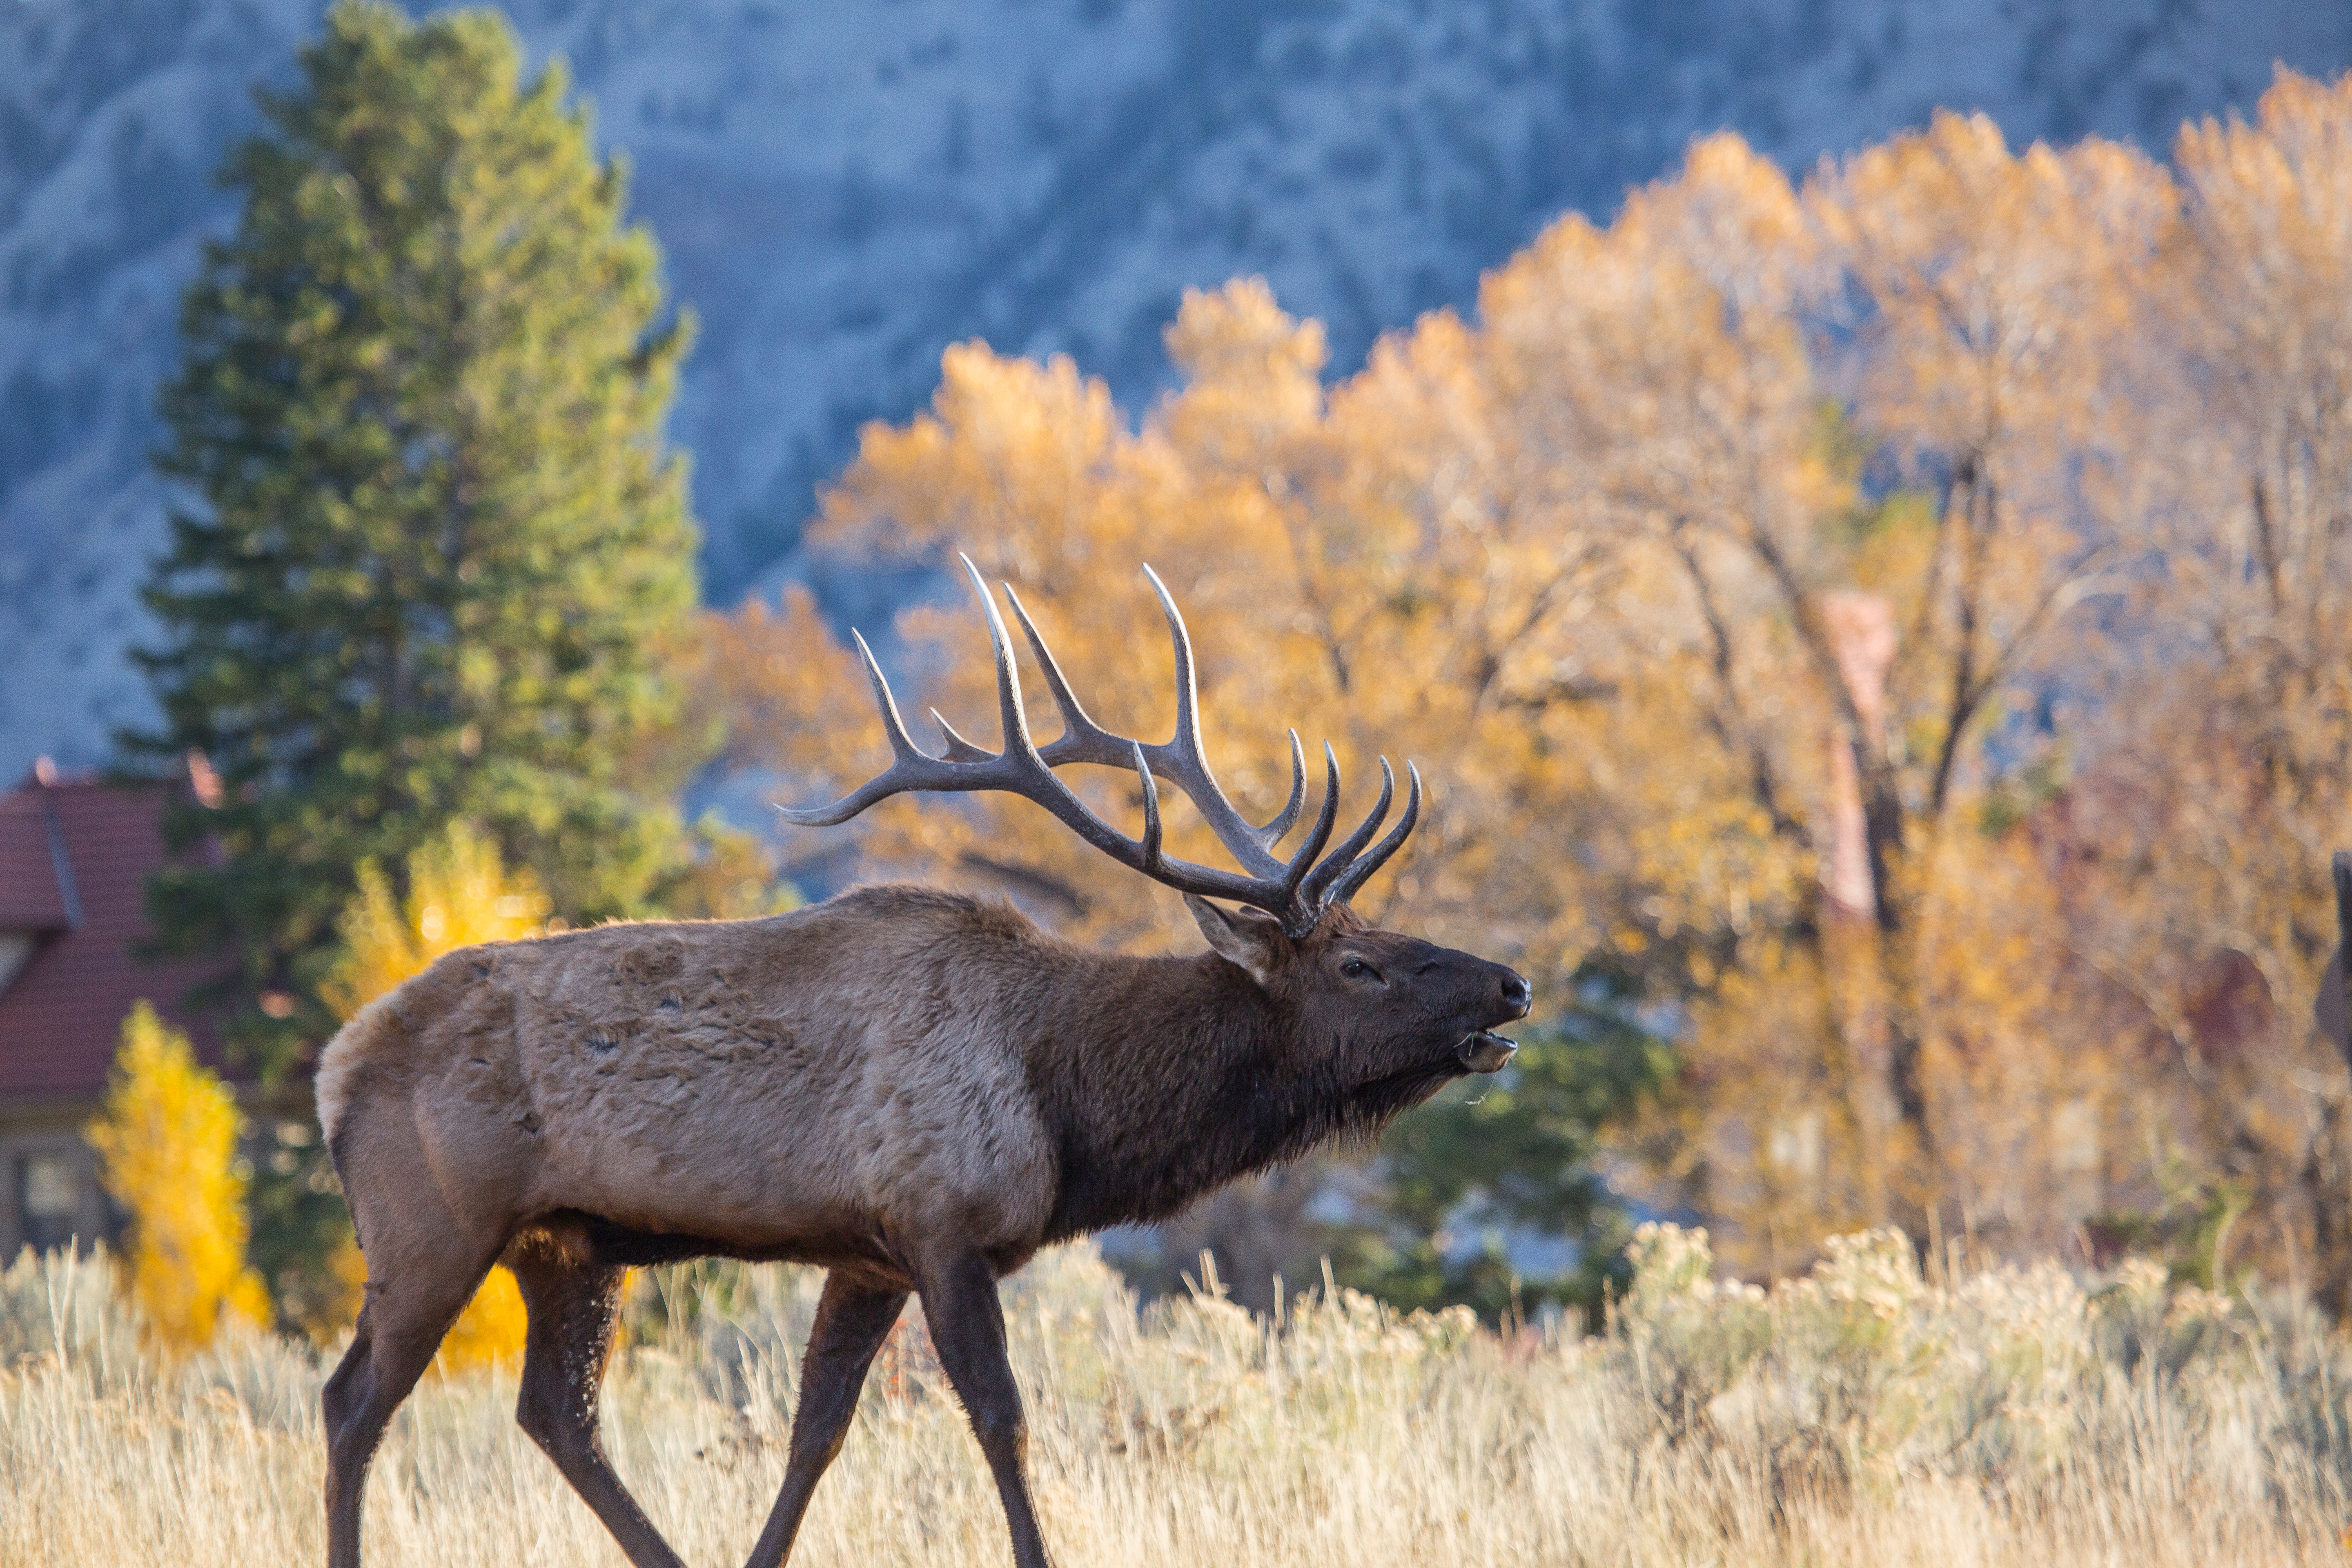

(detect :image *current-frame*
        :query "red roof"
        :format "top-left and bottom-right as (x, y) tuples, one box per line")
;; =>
(0, 785), (74, 929)
(0, 772), (235, 1101)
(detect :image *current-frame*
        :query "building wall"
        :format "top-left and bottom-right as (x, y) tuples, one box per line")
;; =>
(0, 1098), (118, 1257)
(0, 1083), (316, 1259)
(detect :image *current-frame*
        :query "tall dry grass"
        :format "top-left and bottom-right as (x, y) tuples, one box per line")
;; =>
(4, 1228), (2350, 1567)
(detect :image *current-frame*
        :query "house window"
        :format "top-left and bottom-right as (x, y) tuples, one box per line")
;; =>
(20, 1153), (80, 1252)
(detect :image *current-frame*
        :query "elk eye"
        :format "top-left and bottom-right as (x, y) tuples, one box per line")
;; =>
(1341, 957), (1375, 980)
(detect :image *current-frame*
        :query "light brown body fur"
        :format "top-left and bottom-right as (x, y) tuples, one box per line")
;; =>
(321, 890), (1063, 1284)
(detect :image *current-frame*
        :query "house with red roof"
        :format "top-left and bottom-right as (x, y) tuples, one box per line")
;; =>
(0, 760), (243, 1255)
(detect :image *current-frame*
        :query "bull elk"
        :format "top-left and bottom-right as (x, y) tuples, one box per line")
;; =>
(315, 557), (1531, 1568)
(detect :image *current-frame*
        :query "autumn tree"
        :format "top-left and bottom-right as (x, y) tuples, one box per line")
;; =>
(322, 819), (552, 1013)
(2071, 70), (2352, 1304)
(785, 280), (1682, 1309)
(741, 75), (2352, 1304)
(85, 1004), (272, 1351)
(1377, 136), (1877, 1270)
(130, 0), (704, 1075)
(1589, 116), (2173, 1256)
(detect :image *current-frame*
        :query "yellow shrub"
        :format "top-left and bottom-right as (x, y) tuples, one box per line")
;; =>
(83, 1003), (271, 1352)
(321, 820), (551, 1019)
(434, 1263), (531, 1375)
(322, 821), (553, 1370)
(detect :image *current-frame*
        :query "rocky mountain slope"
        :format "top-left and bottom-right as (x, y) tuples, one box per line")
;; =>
(2, 0), (2346, 777)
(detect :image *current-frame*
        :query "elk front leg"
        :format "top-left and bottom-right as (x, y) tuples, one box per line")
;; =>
(510, 1253), (687, 1568)
(914, 1251), (1055, 1568)
(741, 1272), (909, 1568)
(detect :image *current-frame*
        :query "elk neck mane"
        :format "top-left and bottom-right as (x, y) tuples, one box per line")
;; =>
(962, 895), (1448, 1241)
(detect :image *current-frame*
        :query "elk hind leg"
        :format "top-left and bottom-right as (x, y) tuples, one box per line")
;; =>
(741, 1272), (908, 1568)
(915, 1250), (1055, 1568)
(510, 1250), (687, 1568)
(324, 1243), (498, 1568)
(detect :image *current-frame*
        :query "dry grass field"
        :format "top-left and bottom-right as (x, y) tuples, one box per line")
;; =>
(5, 1227), (2351, 1568)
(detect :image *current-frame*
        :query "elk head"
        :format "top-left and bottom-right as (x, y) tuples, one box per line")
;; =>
(780, 553), (1531, 1093)
(1187, 893), (1532, 1139)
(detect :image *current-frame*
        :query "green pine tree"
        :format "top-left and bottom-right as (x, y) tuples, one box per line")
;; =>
(130, 0), (704, 1074)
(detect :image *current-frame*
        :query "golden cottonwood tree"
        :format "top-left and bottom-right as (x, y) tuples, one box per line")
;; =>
(1466, 136), (1832, 961)
(726, 72), (2352, 1297)
(772, 140), (2113, 1279)
(1624, 115), (2167, 1260)
(85, 1004), (272, 1351)
(1812, 113), (2169, 830)
(323, 820), (552, 1018)
(1438, 136), (1918, 1264)
(2069, 71), (2352, 1304)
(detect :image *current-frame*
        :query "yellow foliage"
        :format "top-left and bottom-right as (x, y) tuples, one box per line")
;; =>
(725, 74), (2352, 1290)
(433, 1259), (530, 1375)
(321, 821), (550, 1366)
(84, 1003), (271, 1351)
(323, 820), (552, 1020)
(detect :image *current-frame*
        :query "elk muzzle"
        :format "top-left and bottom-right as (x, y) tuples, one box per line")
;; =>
(1456, 966), (1531, 1071)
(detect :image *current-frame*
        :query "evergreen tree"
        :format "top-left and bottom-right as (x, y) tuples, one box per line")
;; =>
(131, 1), (702, 1072)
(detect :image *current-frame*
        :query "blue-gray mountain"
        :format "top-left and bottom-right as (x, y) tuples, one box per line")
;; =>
(2, 0), (2345, 777)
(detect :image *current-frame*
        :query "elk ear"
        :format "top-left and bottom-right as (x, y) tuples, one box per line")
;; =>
(1185, 895), (1284, 988)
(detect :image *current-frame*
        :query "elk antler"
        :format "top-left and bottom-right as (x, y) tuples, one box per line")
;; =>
(776, 555), (1421, 936)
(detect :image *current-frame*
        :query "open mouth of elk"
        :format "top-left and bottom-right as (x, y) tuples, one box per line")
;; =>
(1457, 1031), (1518, 1072)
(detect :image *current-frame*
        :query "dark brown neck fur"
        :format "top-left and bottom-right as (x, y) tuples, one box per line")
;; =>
(1018, 943), (1447, 1242)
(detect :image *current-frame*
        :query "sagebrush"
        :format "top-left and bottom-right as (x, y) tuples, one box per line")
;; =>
(4, 1228), (2349, 1566)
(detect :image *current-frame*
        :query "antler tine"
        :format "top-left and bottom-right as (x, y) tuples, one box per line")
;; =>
(1129, 740), (1164, 870)
(1137, 564), (1291, 876)
(1139, 562), (1204, 748)
(1299, 756), (1395, 910)
(1003, 581), (1126, 763)
(1321, 761), (1424, 909)
(1248, 742), (1344, 936)
(931, 708), (995, 764)
(1258, 729), (1307, 844)
(960, 554), (1040, 761)
(775, 630), (955, 826)
(856, 630), (926, 763)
